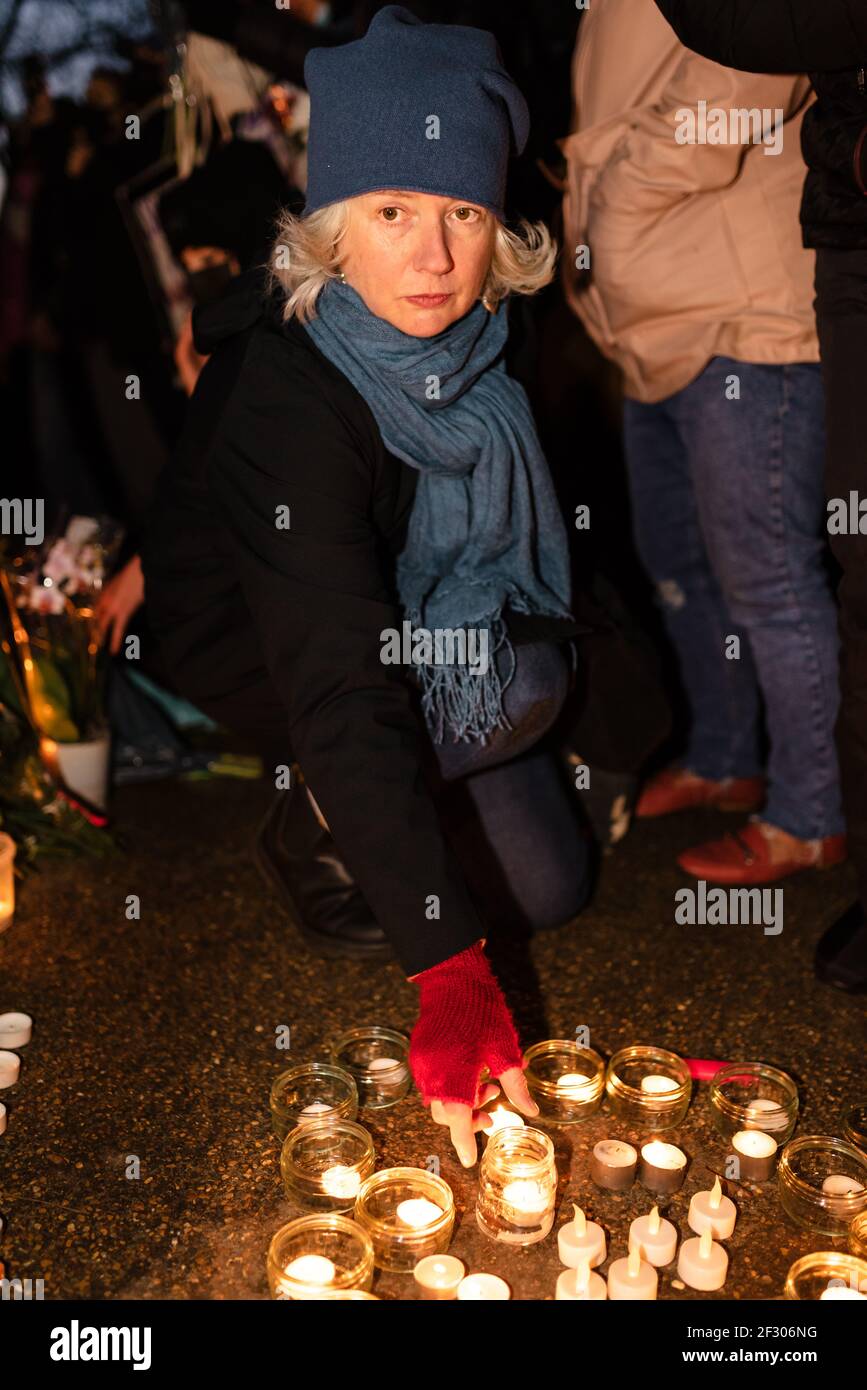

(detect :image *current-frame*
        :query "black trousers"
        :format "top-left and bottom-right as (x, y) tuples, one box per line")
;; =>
(815, 248), (867, 909)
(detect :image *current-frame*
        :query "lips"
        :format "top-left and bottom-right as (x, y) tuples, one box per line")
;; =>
(405, 293), (452, 307)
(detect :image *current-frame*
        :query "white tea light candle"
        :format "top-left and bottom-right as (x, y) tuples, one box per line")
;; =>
(590, 1139), (638, 1191)
(299, 1101), (334, 1118)
(413, 1254), (465, 1300)
(486, 1106), (525, 1135)
(556, 1072), (592, 1097)
(821, 1174), (865, 1196)
(608, 1243), (658, 1300)
(678, 1227), (728, 1291)
(744, 1097), (789, 1132)
(283, 1254), (337, 1286)
(396, 1198), (444, 1228)
(556, 1257), (607, 1301)
(629, 1205), (678, 1266)
(639, 1140), (688, 1195)
(688, 1176), (737, 1239)
(558, 1204), (606, 1269)
(457, 1273), (510, 1300)
(0, 1051), (20, 1089)
(640, 1074), (679, 1095)
(0, 1013), (31, 1048)
(820, 1284), (867, 1300)
(321, 1165), (362, 1200)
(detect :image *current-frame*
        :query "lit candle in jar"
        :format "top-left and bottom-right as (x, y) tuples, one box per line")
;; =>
(629, 1204), (678, 1266)
(283, 1254), (336, 1286)
(732, 1129), (777, 1182)
(821, 1174), (865, 1196)
(413, 1254), (465, 1301)
(368, 1056), (408, 1079)
(688, 1176), (737, 1239)
(456, 1273), (511, 1300)
(608, 1243), (658, 1301)
(556, 1257), (607, 1301)
(321, 1165), (362, 1200)
(396, 1197), (444, 1228)
(639, 1140), (688, 1195)
(486, 1106), (525, 1136)
(558, 1204), (606, 1269)
(677, 1227), (728, 1291)
(501, 1178), (549, 1226)
(640, 1074), (679, 1095)
(590, 1139), (638, 1192)
(556, 1072), (593, 1098)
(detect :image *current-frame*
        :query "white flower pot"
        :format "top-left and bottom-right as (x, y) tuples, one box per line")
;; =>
(55, 734), (111, 811)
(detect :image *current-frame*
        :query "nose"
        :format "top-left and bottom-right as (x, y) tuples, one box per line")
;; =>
(413, 217), (455, 277)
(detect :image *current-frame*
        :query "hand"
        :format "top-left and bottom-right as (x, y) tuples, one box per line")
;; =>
(409, 940), (539, 1167)
(95, 554), (144, 655)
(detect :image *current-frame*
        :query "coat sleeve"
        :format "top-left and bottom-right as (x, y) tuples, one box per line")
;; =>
(205, 328), (485, 977)
(653, 0), (867, 74)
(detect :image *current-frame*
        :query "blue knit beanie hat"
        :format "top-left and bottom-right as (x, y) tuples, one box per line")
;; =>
(303, 5), (529, 219)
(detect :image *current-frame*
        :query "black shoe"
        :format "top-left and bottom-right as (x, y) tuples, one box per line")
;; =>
(254, 780), (393, 962)
(814, 902), (867, 993)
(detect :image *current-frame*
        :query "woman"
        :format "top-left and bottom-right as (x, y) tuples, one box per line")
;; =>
(143, 6), (589, 1163)
(562, 0), (846, 888)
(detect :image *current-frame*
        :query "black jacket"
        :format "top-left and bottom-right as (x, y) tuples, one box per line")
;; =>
(142, 271), (574, 975)
(653, 0), (867, 249)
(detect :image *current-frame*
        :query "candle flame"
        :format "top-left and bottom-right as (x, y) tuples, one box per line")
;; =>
(572, 1204), (586, 1235)
(699, 1227), (713, 1259)
(648, 1205), (660, 1235)
(710, 1176), (722, 1210)
(575, 1257), (591, 1291)
(627, 1243), (641, 1278)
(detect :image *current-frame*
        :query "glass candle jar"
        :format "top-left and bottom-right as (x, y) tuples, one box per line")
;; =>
(778, 1136), (867, 1237)
(0, 833), (15, 933)
(476, 1127), (558, 1246)
(270, 1062), (358, 1141)
(605, 1046), (692, 1130)
(354, 1167), (455, 1272)
(785, 1251), (867, 1300)
(848, 1210), (867, 1261)
(280, 1117), (376, 1211)
(843, 1100), (867, 1157)
(709, 1062), (799, 1145)
(266, 1214), (375, 1300)
(330, 1028), (411, 1109)
(522, 1040), (605, 1124)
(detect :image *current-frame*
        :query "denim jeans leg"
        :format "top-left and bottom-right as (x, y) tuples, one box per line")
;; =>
(623, 396), (764, 780)
(674, 357), (844, 840)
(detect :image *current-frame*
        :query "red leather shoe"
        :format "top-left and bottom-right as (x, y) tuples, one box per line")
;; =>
(636, 768), (766, 819)
(677, 820), (848, 885)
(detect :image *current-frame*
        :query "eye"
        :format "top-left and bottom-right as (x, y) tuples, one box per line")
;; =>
(452, 206), (481, 223)
(379, 206), (402, 222)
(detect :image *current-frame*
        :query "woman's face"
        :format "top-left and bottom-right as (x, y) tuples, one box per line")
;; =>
(339, 190), (496, 337)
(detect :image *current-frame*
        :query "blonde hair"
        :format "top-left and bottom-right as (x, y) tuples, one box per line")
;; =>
(268, 200), (557, 323)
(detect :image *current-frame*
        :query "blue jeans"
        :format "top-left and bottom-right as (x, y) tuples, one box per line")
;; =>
(623, 357), (844, 841)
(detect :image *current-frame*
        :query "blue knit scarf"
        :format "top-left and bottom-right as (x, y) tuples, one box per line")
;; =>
(304, 280), (572, 742)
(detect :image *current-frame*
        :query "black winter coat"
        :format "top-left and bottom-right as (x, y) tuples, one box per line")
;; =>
(653, 0), (867, 249)
(142, 271), (575, 976)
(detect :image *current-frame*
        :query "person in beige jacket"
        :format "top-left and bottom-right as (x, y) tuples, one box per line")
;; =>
(562, 0), (846, 885)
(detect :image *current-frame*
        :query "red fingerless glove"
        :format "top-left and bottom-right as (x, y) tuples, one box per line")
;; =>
(408, 941), (524, 1106)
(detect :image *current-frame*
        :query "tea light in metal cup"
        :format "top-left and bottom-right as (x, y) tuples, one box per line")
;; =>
(0, 1013), (31, 1049)
(556, 1257), (607, 1301)
(688, 1176), (737, 1239)
(413, 1254), (465, 1300)
(629, 1204), (678, 1266)
(822, 1174), (865, 1196)
(284, 1254), (337, 1286)
(396, 1197), (445, 1228)
(732, 1128), (777, 1182)
(558, 1204), (606, 1269)
(608, 1243), (658, 1300)
(678, 1227), (729, 1291)
(456, 1273), (511, 1300)
(0, 1052), (20, 1089)
(639, 1140), (687, 1195)
(590, 1139), (638, 1192)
